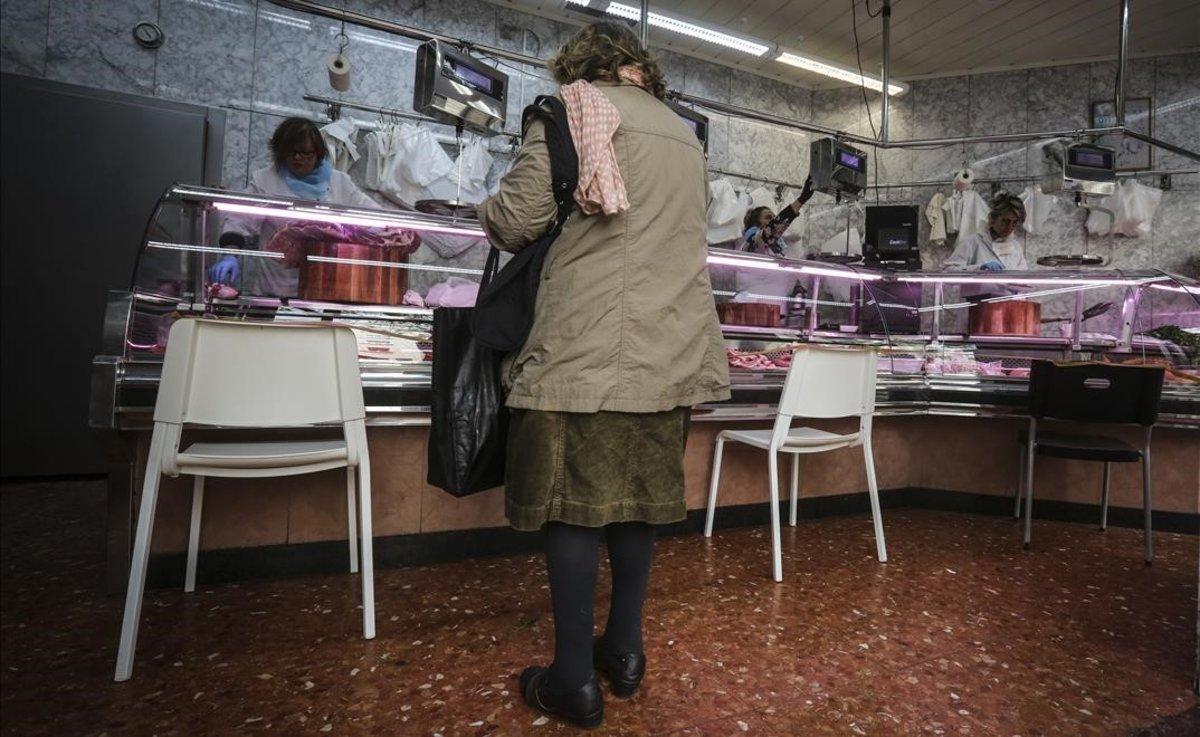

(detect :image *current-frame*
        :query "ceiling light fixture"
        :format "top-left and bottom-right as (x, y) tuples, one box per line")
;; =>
(776, 52), (906, 96)
(565, 0), (772, 57)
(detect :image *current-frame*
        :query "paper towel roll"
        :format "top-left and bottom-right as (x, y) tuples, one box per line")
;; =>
(328, 53), (351, 92)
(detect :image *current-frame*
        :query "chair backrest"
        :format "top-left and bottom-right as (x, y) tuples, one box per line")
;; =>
(774, 345), (878, 439)
(1028, 360), (1164, 426)
(154, 319), (365, 427)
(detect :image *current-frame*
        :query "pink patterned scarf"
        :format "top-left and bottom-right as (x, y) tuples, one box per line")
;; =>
(559, 66), (645, 215)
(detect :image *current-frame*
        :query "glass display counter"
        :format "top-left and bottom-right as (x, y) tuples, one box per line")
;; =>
(91, 186), (1200, 431)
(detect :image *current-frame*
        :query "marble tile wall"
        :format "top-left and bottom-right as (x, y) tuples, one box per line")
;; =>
(1, 0), (1194, 273)
(808, 53), (1199, 277)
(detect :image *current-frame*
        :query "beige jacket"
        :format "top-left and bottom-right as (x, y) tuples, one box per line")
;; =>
(478, 81), (730, 413)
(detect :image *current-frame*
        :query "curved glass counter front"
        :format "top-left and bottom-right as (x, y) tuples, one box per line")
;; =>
(92, 185), (1200, 429)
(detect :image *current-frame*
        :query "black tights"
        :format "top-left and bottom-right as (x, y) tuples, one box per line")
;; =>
(544, 521), (655, 691)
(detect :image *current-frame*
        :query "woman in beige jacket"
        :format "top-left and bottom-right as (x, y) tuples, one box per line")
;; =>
(477, 21), (730, 729)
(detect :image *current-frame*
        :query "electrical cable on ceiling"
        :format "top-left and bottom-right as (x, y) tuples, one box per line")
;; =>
(850, 0), (878, 142)
(849, 0), (883, 203)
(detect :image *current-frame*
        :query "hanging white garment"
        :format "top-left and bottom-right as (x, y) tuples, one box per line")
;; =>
(926, 192), (947, 244)
(942, 191), (962, 235)
(707, 178), (744, 245)
(819, 226), (862, 257)
(1086, 193), (1117, 235)
(362, 126), (398, 192)
(380, 124), (455, 208)
(956, 190), (990, 240)
(1019, 185), (1056, 235)
(1111, 179), (1162, 237)
(748, 186), (776, 212)
(429, 135), (493, 204)
(320, 118), (360, 172)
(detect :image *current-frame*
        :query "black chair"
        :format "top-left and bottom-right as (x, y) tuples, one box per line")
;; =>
(1015, 360), (1165, 563)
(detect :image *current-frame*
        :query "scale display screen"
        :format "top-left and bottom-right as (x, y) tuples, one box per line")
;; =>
(838, 149), (866, 172)
(1069, 147), (1113, 169)
(447, 58), (500, 97)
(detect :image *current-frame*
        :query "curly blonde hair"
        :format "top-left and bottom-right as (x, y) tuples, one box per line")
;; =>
(548, 21), (667, 100)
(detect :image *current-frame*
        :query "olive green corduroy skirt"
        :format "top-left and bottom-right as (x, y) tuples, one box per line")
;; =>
(504, 408), (691, 532)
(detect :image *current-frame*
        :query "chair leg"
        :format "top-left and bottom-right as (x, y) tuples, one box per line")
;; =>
(1022, 430), (1036, 550)
(704, 437), (726, 538)
(115, 431), (167, 682)
(346, 467), (359, 574)
(1142, 447), (1153, 565)
(863, 437), (888, 563)
(184, 476), (205, 593)
(357, 458), (376, 639)
(1099, 462), (1111, 531)
(789, 453), (799, 527)
(767, 452), (783, 583)
(1013, 445), (1026, 519)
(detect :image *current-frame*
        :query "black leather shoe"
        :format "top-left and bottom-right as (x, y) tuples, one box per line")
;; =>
(520, 666), (603, 729)
(593, 637), (645, 698)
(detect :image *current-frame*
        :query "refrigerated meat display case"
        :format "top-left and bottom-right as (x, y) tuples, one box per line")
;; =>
(92, 185), (1200, 433)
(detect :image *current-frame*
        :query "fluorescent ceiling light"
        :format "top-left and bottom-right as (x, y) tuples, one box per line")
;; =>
(776, 52), (906, 96)
(566, 1), (771, 57)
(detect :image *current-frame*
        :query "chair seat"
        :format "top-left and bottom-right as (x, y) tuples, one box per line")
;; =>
(177, 439), (350, 470)
(722, 427), (859, 451)
(1019, 430), (1142, 463)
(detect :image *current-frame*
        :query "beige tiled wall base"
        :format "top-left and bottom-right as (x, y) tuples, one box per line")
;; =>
(135, 417), (1199, 554)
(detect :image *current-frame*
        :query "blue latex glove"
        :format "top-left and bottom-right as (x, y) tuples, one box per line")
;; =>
(209, 255), (239, 283)
(980, 260), (1004, 272)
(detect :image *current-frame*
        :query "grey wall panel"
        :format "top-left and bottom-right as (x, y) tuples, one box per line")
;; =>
(0, 73), (222, 476)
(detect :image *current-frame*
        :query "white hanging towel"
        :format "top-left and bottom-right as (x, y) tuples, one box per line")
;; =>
(707, 178), (745, 245)
(956, 190), (990, 240)
(1019, 185), (1056, 235)
(926, 192), (947, 244)
(319, 118), (360, 171)
(1111, 179), (1162, 237)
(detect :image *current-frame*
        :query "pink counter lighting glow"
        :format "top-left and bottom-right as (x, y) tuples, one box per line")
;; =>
(212, 202), (486, 238)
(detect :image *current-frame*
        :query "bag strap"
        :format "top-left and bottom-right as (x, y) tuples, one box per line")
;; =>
(479, 96), (579, 289)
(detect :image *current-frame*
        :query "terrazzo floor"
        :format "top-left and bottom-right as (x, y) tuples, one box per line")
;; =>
(1, 479), (1197, 736)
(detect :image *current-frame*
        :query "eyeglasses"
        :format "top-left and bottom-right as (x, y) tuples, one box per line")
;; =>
(290, 149), (318, 160)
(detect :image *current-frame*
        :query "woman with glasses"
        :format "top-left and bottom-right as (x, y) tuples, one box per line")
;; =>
(213, 117), (378, 297)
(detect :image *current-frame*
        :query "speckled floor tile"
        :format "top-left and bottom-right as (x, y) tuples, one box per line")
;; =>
(1, 481), (1196, 736)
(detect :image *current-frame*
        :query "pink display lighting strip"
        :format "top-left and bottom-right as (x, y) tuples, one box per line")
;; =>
(900, 274), (1165, 287)
(212, 202), (486, 238)
(706, 253), (882, 281)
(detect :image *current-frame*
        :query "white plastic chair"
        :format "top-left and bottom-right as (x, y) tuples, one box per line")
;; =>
(705, 345), (887, 582)
(114, 319), (375, 682)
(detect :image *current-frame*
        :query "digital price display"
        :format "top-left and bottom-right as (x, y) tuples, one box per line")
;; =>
(447, 59), (499, 97)
(838, 149), (866, 172)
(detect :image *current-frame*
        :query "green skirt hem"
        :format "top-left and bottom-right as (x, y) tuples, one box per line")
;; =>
(506, 497), (687, 532)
